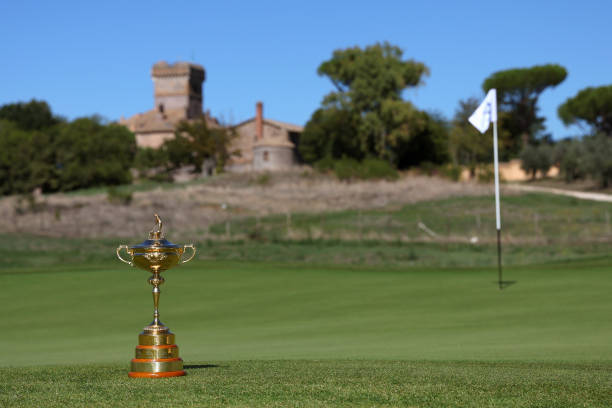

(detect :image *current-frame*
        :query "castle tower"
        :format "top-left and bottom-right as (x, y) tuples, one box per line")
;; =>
(151, 61), (205, 119)
(121, 61), (214, 149)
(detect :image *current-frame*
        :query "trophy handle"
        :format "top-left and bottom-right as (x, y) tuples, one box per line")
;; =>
(116, 245), (133, 266)
(181, 244), (196, 264)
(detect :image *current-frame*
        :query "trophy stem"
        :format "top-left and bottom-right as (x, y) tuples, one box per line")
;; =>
(152, 283), (160, 325)
(145, 267), (167, 332)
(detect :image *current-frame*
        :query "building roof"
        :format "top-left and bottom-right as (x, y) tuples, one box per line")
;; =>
(233, 117), (304, 132)
(264, 118), (304, 133)
(120, 109), (219, 134)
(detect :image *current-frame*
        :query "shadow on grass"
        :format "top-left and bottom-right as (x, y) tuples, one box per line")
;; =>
(184, 364), (221, 370)
(495, 280), (517, 289)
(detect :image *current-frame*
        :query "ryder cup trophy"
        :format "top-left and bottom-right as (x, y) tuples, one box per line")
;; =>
(116, 214), (196, 378)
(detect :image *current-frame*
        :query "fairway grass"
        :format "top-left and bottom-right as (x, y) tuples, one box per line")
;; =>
(2, 259), (611, 406)
(2, 260), (612, 365)
(2, 360), (611, 407)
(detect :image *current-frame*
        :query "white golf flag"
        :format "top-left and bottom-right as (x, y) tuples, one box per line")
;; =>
(469, 89), (497, 133)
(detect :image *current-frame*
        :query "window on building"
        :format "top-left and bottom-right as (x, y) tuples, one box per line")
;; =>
(263, 151), (269, 161)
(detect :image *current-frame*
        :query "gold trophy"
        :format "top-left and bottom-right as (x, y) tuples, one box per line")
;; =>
(116, 214), (196, 378)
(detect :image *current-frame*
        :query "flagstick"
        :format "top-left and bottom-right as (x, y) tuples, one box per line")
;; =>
(492, 120), (503, 290)
(468, 89), (503, 290)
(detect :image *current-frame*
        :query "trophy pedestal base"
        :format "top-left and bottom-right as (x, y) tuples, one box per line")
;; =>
(128, 370), (186, 378)
(129, 331), (186, 378)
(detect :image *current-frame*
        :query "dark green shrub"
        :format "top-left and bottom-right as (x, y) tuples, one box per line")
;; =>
(580, 134), (612, 188)
(520, 144), (553, 179)
(439, 164), (462, 181)
(554, 139), (585, 182)
(0, 120), (35, 195)
(477, 165), (494, 183)
(254, 173), (271, 186)
(316, 157), (398, 181)
(313, 156), (335, 172)
(55, 118), (136, 191)
(299, 108), (362, 164)
(333, 157), (362, 180)
(359, 158), (398, 180)
(107, 187), (133, 205)
(419, 161), (437, 176)
(134, 147), (169, 179)
(395, 111), (450, 169)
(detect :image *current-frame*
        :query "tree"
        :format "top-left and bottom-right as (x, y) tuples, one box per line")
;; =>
(0, 120), (35, 195)
(553, 138), (585, 183)
(318, 42), (428, 114)
(0, 99), (138, 195)
(134, 147), (170, 180)
(394, 110), (449, 169)
(28, 126), (63, 193)
(558, 85), (612, 136)
(300, 42), (443, 167)
(483, 64), (567, 155)
(0, 99), (62, 131)
(520, 144), (553, 180)
(580, 134), (612, 188)
(166, 116), (238, 173)
(299, 108), (362, 163)
(553, 135), (612, 187)
(54, 117), (136, 191)
(0, 100), (66, 194)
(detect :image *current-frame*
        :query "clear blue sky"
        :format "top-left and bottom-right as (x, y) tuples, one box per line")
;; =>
(1, 0), (610, 139)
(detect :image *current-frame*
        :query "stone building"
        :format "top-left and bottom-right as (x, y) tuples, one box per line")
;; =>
(120, 61), (219, 148)
(121, 61), (303, 172)
(228, 102), (303, 172)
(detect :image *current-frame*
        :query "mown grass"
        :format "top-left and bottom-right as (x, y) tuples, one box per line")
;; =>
(2, 192), (612, 406)
(2, 259), (611, 366)
(2, 258), (611, 406)
(2, 360), (610, 407)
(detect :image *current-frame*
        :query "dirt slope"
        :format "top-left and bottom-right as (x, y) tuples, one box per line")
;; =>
(0, 172), (490, 238)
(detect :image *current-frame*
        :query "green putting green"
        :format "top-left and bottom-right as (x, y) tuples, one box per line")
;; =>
(1, 258), (611, 406)
(2, 360), (611, 407)
(2, 259), (611, 366)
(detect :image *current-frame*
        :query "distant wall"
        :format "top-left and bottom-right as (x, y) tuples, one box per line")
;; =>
(229, 121), (256, 167)
(253, 145), (295, 171)
(136, 132), (173, 149)
(225, 162), (253, 173)
(460, 159), (560, 181)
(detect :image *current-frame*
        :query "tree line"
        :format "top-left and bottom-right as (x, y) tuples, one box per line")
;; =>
(0, 101), (135, 195)
(0, 100), (238, 195)
(1, 42), (611, 195)
(0, 100), (236, 196)
(298, 42), (612, 185)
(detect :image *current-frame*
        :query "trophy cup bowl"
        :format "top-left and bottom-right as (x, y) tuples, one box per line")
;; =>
(116, 214), (196, 378)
